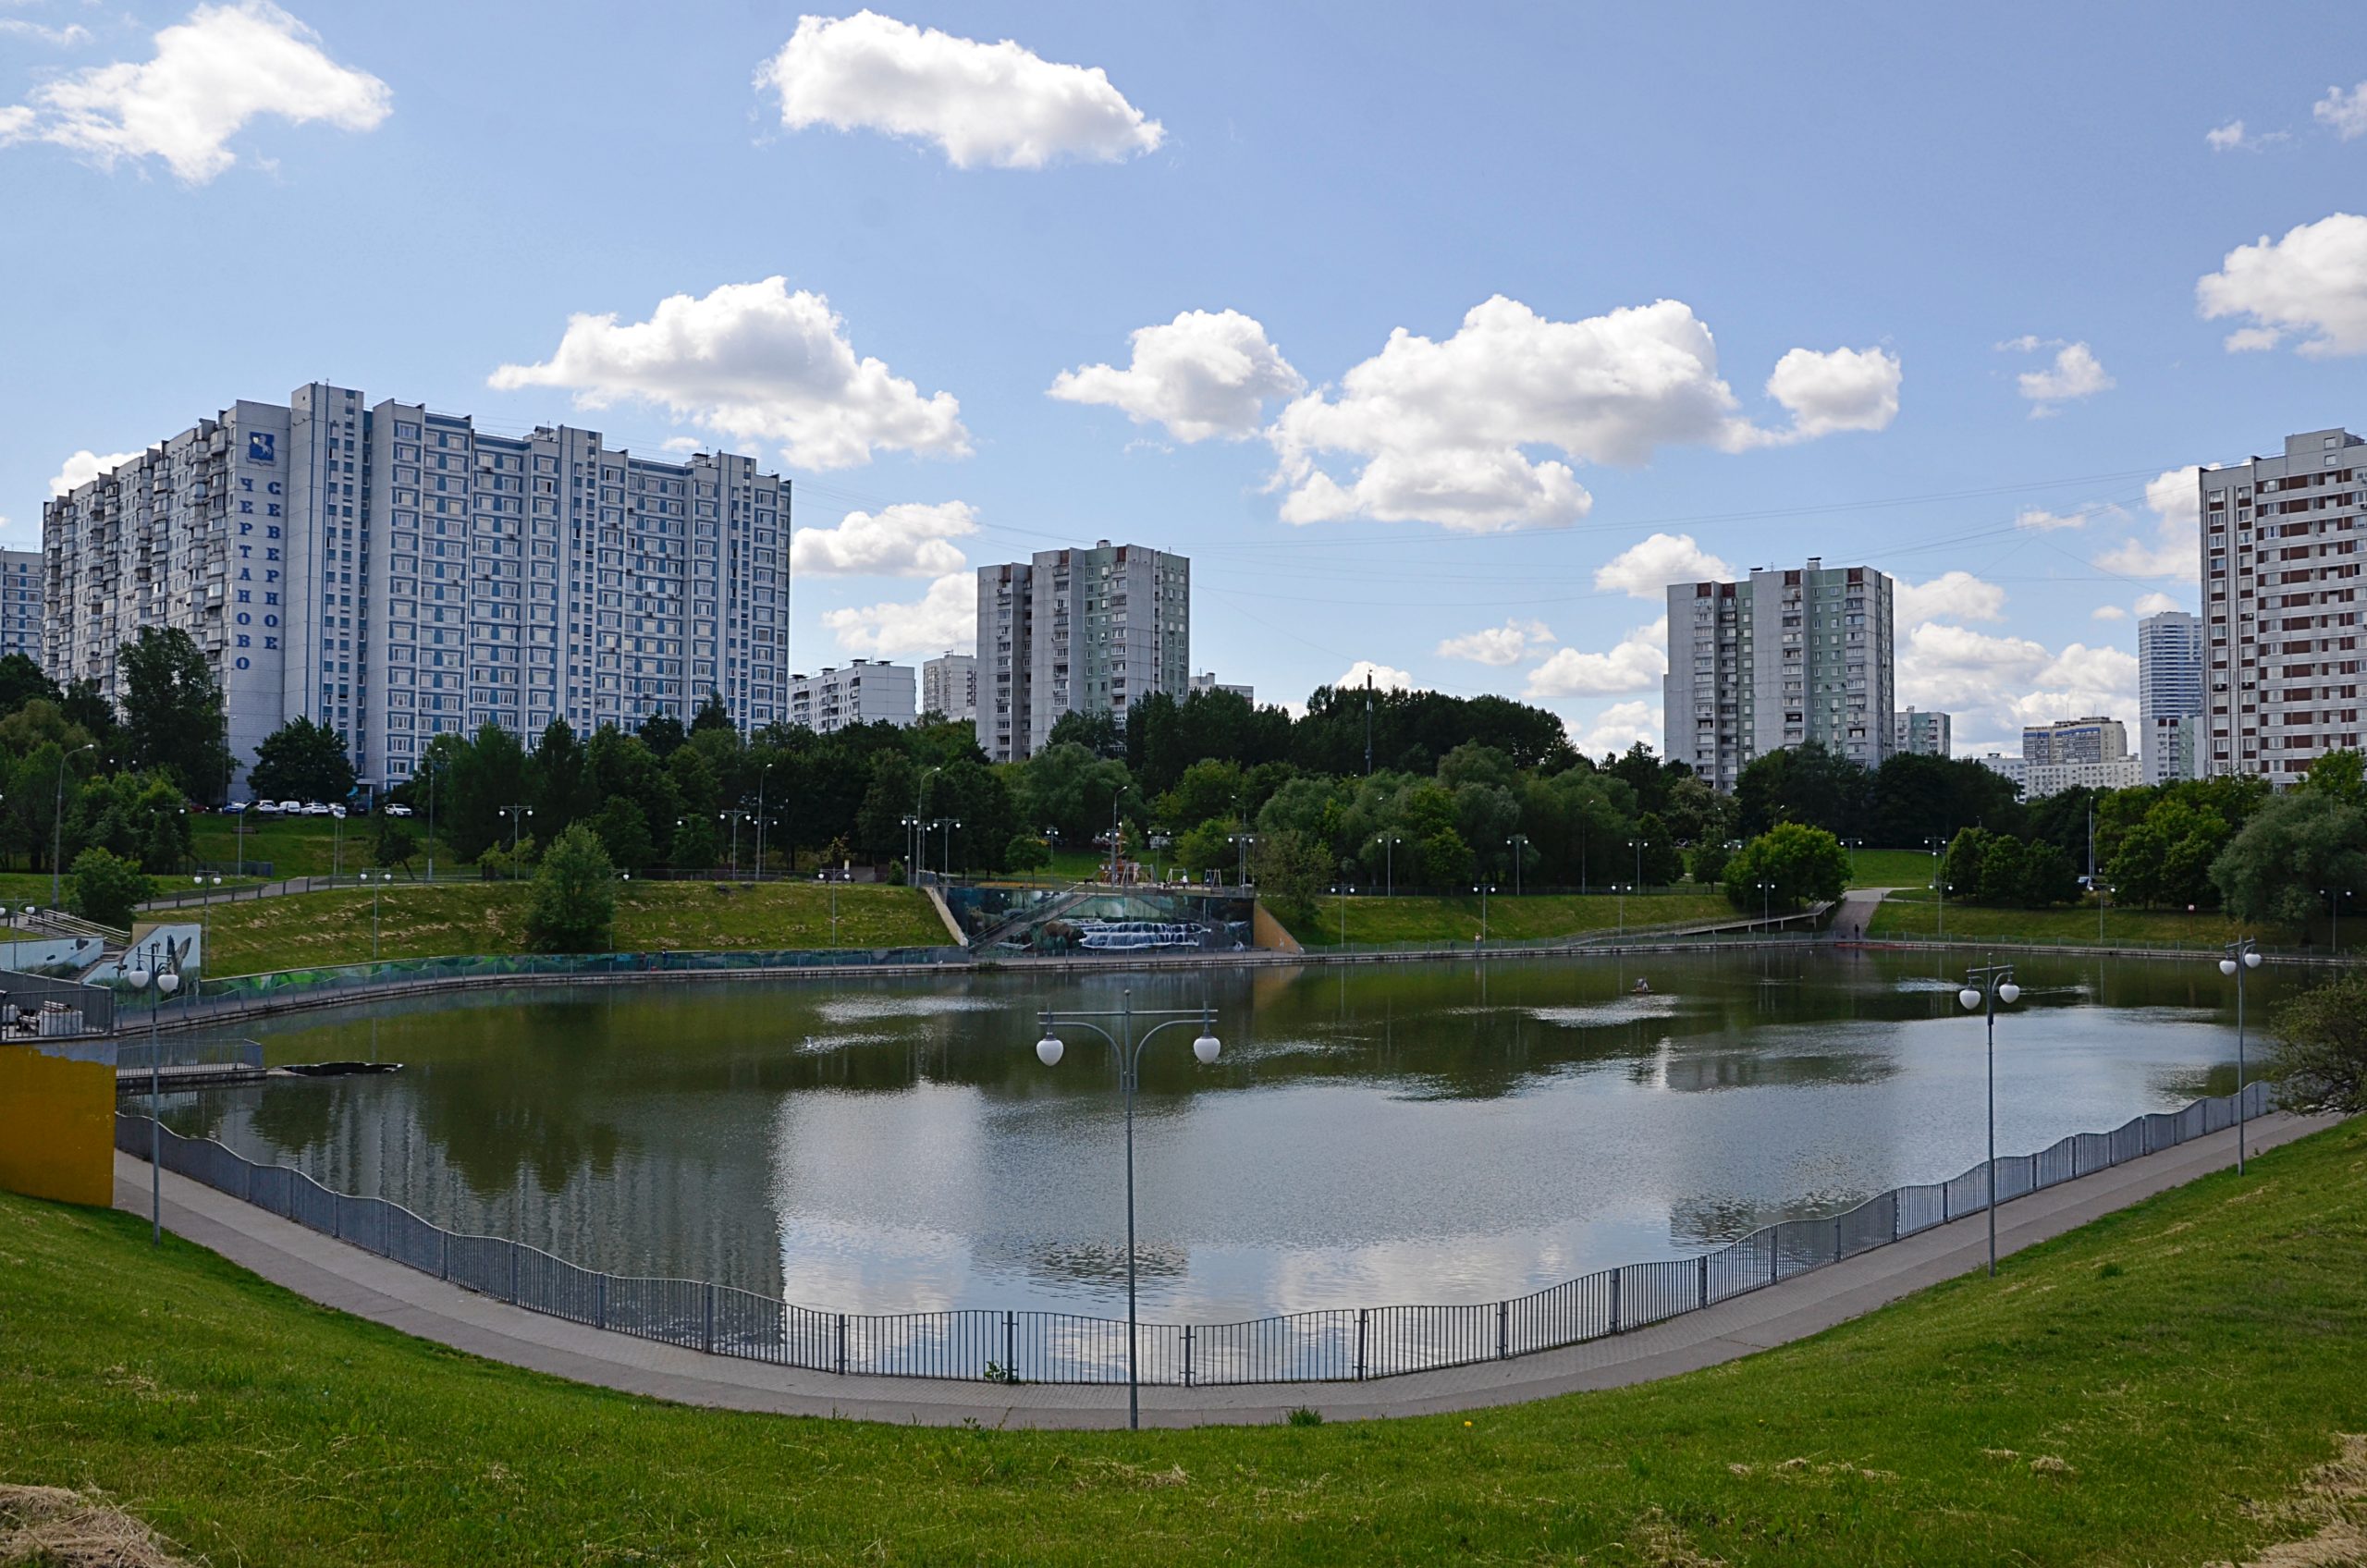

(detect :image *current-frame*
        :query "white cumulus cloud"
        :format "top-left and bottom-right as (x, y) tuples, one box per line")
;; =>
(1899, 623), (2139, 754)
(1266, 296), (1895, 533)
(1331, 660), (1412, 692)
(2014, 507), (2087, 532)
(1525, 619), (1666, 698)
(1435, 619), (1553, 667)
(2205, 118), (2287, 152)
(758, 10), (1162, 169)
(2091, 605), (2128, 621)
(2096, 465), (2204, 580)
(1593, 532), (1734, 599)
(1758, 345), (1902, 440)
(2133, 592), (2184, 617)
(1575, 700), (1661, 755)
(2197, 213), (2367, 356)
(48, 448), (142, 495)
(0, 2), (389, 183)
(2014, 341), (2114, 414)
(1049, 309), (1301, 442)
(820, 571), (975, 656)
(1895, 570), (2006, 629)
(791, 500), (977, 577)
(489, 276), (969, 472)
(0, 18), (93, 45)
(2315, 83), (2367, 140)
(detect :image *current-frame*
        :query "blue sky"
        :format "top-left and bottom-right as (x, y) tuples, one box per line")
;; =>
(5, 2), (2365, 754)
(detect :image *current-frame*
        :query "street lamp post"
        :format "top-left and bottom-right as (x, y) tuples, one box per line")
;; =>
(2218, 938), (2263, 1174)
(926, 817), (961, 882)
(2097, 881), (2113, 944)
(1474, 882), (1495, 945)
(1931, 880), (1953, 940)
(52, 741), (95, 908)
(2321, 888), (2349, 954)
(1613, 882), (1628, 936)
(1330, 883), (1351, 945)
(1957, 962), (2022, 1277)
(753, 761), (777, 883)
(912, 766), (944, 876)
(1228, 832), (1259, 894)
(500, 805), (534, 875)
(1505, 835), (1529, 898)
(1757, 879), (1774, 931)
(331, 805), (348, 881)
(362, 870), (385, 962)
(717, 809), (753, 879)
(1033, 992), (1221, 1429)
(423, 757), (446, 882)
(1628, 837), (1649, 890)
(190, 875), (220, 969)
(1380, 834), (1403, 898)
(122, 959), (183, 1248)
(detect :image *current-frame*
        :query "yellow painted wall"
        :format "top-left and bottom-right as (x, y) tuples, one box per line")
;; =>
(0, 1045), (116, 1207)
(1252, 900), (1304, 954)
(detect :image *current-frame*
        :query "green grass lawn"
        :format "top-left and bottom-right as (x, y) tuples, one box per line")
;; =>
(1291, 889), (1736, 947)
(190, 814), (460, 878)
(4, 1121), (2362, 1564)
(1846, 846), (1944, 888)
(1866, 890), (2257, 949)
(191, 879), (952, 974)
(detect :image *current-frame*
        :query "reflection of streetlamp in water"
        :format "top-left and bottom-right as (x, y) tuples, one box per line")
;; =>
(1033, 991), (1221, 1430)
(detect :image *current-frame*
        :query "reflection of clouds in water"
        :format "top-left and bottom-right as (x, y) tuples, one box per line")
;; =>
(816, 996), (1004, 1023)
(795, 1031), (898, 1055)
(1528, 995), (1683, 1029)
(1895, 976), (1964, 995)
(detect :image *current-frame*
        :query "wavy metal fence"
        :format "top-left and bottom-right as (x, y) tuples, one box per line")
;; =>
(117, 1080), (2270, 1386)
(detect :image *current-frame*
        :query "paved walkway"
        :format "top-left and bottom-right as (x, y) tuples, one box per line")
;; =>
(113, 1111), (2337, 1429)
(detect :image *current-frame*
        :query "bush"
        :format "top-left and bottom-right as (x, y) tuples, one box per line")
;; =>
(69, 847), (153, 929)
(2264, 973), (2367, 1113)
(523, 824), (616, 953)
(1722, 824), (1849, 912)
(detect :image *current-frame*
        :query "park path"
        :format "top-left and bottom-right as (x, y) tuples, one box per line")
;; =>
(110, 1110), (2338, 1430)
(1832, 887), (1893, 942)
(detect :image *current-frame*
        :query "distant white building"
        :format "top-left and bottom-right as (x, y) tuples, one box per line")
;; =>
(1973, 753), (2028, 795)
(922, 652), (977, 723)
(788, 659), (915, 733)
(0, 548), (40, 668)
(1190, 670), (1254, 704)
(2022, 716), (2128, 766)
(2026, 755), (2144, 799)
(1892, 707), (1951, 758)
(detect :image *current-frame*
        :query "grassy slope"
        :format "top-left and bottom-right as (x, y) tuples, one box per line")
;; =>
(2, 1122), (2361, 1564)
(190, 815), (460, 878)
(1293, 890), (1743, 947)
(1866, 890), (2255, 949)
(1846, 847), (1943, 888)
(195, 880), (951, 974)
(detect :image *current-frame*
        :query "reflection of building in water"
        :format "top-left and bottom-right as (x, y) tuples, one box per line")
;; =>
(191, 1081), (790, 1296)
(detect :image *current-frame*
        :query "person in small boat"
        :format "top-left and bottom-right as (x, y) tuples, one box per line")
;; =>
(1632, 976), (1652, 995)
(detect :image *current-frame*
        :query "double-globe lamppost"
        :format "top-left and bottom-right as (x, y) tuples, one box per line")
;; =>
(1956, 962), (2022, 1277)
(2218, 938), (2262, 1175)
(122, 959), (183, 1247)
(1032, 992), (1221, 1430)
(1474, 881), (1495, 946)
(2320, 888), (2350, 953)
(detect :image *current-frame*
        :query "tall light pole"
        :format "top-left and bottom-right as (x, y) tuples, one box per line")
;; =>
(1757, 879), (1774, 931)
(912, 765), (944, 877)
(927, 817), (961, 882)
(1033, 992), (1222, 1429)
(190, 875), (219, 970)
(1957, 962), (2022, 1277)
(718, 809), (752, 878)
(2218, 938), (2263, 1174)
(2321, 888), (2349, 954)
(1380, 834), (1403, 898)
(362, 870), (386, 962)
(1229, 832), (1259, 893)
(1844, 837), (1862, 878)
(1613, 882), (1628, 936)
(423, 757), (445, 882)
(1330, 882), (1351, 945)
(501, 804), (533, 876)
(753, 760), (777, 882)
(1505, 834), (1529, 897)
(1474, 882), (1494, 945)
(331, 803), (347, 881)
(2097, 881), (2113, 944)
(1628, 837), (1649, 890)
(1931, 879), (1953, 940)
(122, 958), (183, 1248)
(52, 741), (95, 908)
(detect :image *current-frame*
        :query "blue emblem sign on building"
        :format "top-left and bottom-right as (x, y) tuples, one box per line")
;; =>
(247, 432), (276, 463)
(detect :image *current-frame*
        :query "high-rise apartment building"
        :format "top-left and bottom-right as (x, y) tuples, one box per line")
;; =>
(921, 652), (977, 723)
(2021, 716), (2128, 766)
(1191, 670), (1255, 704)
(975, 541), (1189, 762)
(0, 549), (41, 668)
(787, 659), (914, 734)
(2202, 428), (2366, 782)
(2138, 608), (2204, 785)
(42, 383), (791, 791)
(1662, 557), (1895, 790)
(1893, 706), (1951, 758)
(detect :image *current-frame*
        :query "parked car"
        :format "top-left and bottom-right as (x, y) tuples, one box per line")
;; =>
(253, 801), (282, 815)
(302, 802), (330, 816)
(278, 801), (305, 815)
(384, 803), (414, 817)
(224, 801), (251, 815)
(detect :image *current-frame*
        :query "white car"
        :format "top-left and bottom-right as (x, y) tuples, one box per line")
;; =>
(330, 804), (347, 819)
(278, 801), (305, 815)
(303, 802), (330, 816)
(383, 803), (414, 817)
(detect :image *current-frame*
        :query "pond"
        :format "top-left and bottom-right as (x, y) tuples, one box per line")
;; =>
(154, 948), (2272, 1322)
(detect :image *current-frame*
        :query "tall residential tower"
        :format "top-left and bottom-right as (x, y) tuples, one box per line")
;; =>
(2138, 608), (2204, 785)
(975, 541), (1189, 762)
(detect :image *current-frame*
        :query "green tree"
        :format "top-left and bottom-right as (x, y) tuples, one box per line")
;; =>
(638, 710), (687, 758)
(374, 819), (419, 875)
(59, 679), (118, 749)
(118, 627), (233, 800)
(443, 722), (528, 862)
(1723, 823), (1850, 912)
(527, 718), (594, 839)
(2264, 974), (2367, 1113)
(1171, 818), (1233, 876)
(1046, 707), (1123, 759)
(589, 795), (656, 872)
(2212, 789), (2367, 928)
(1004, 832), (1051, 875)
(0, 653), (59, 717)
(1735, 741), (1869, 837)
(2106, 797), (2230, 909)
(523, 823), (617, 953)
(1251, 828), (1331, 917)
(691, 690), (735, 735)
(68, 846), (152, 928)
(248, 716), (358, 804)
(668, 813), (718, 871)
(1157, 758), (1245, 832)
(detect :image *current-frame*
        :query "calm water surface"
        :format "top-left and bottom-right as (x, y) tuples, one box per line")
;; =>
(157, 949), (2269, 1320)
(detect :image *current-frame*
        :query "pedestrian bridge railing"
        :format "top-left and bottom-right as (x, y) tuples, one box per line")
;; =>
(116, 1080), (2272, 1387)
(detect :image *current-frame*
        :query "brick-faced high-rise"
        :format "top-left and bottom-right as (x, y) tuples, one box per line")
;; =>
(1663, 557), (1895, 790)
(2202, 428), (2365, 782)
(43, 382), (791, 791)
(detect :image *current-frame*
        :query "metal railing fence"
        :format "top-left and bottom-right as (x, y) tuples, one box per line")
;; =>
(117, 1080), (2271, 1387)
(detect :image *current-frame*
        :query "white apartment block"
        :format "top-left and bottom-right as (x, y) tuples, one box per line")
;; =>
(2138, 608), (2204, 784)
(1972, 752), (2028, 794)
(2026, 756), (2143, 799)
(1893, 706), (1951, 757)
(787, 659), (915, 734)
(1663, 557), (1895, 790)
(43, 383), (790, 791)
(1191, 670), (1255, 704)
(2202, 428), (2366, 783)
(921, 652), (977, 722)
(975, 541), (1190, 762)
(2021, 716), (2128, 766)
(0, 549), (40, 668)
